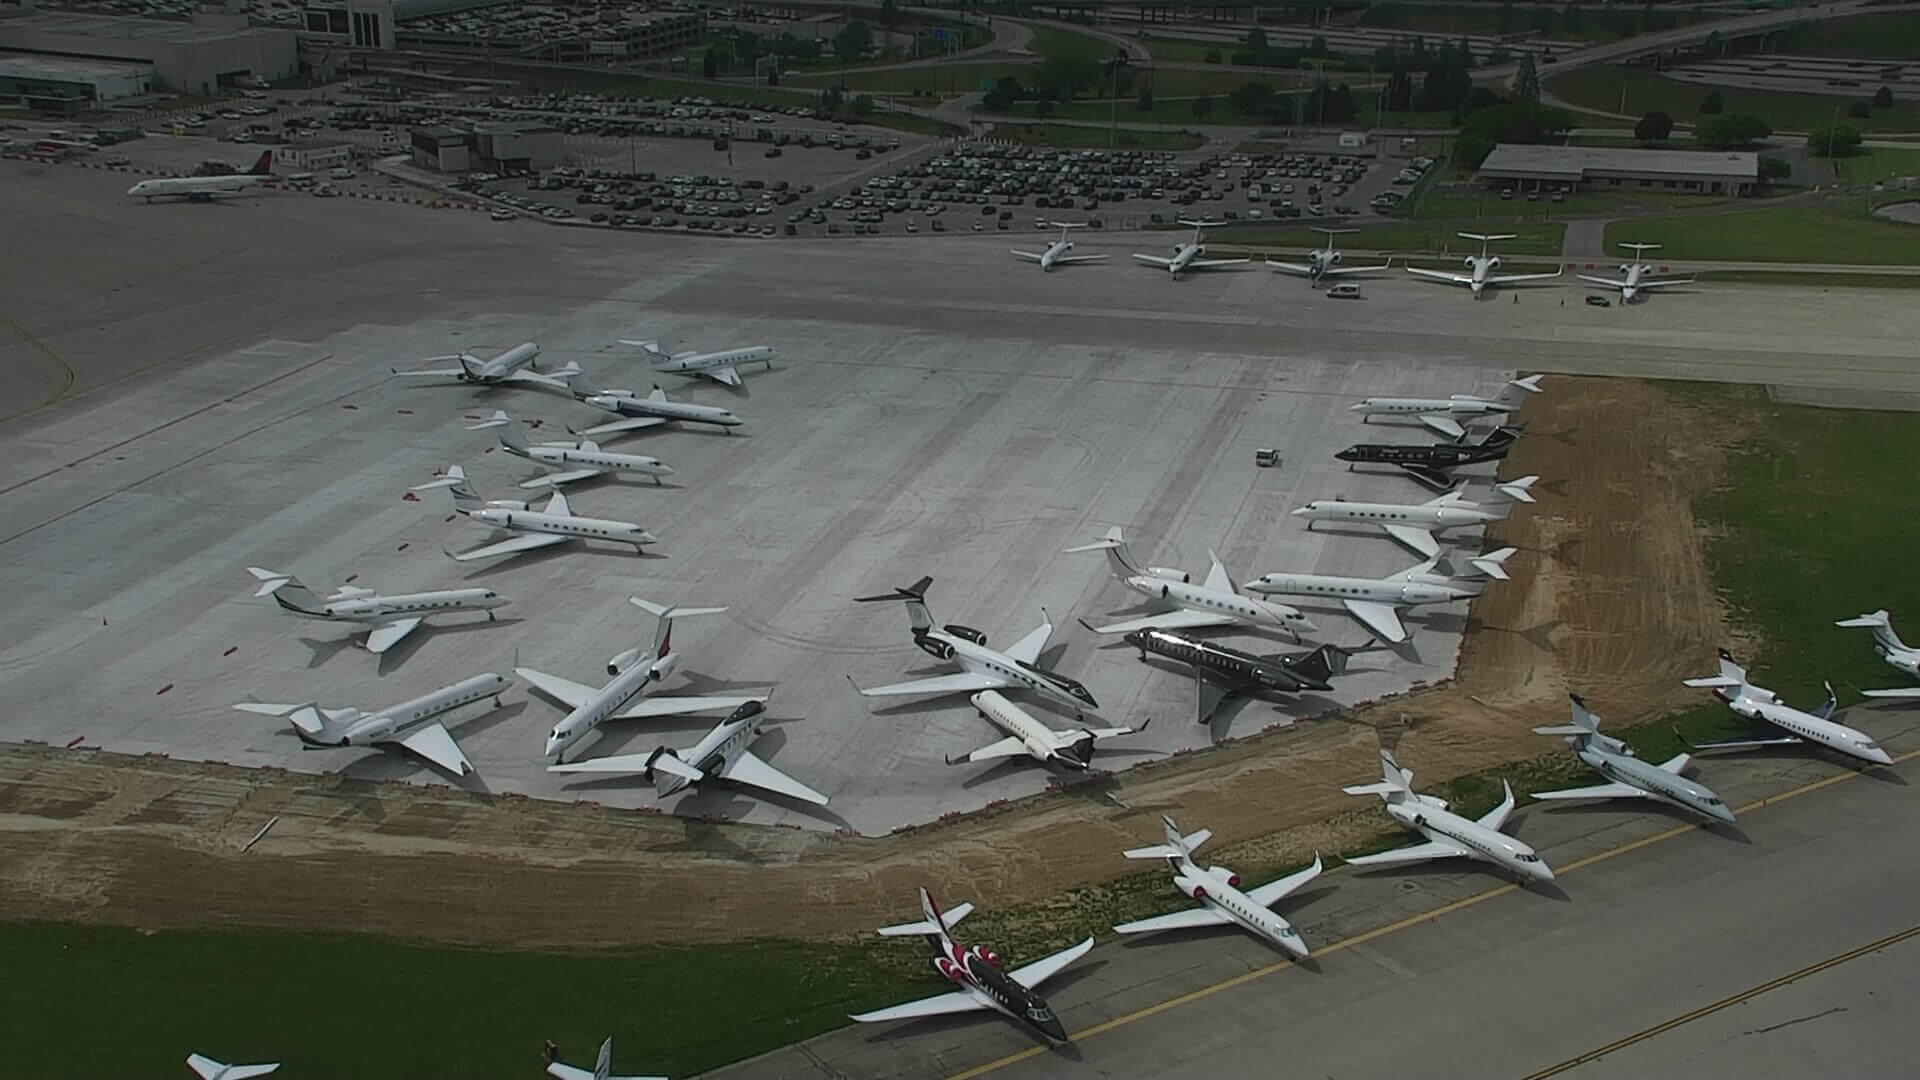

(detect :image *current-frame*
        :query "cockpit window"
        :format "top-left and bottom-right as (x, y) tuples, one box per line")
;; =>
(1027, 1005), (1054, 1021)
(1860, 740), (1881, 750)
(1705, 797), (1722, 805)
(1516, 852), (1539, 862)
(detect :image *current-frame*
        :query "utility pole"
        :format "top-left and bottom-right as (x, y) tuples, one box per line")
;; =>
(1107, 51), (1128, 151)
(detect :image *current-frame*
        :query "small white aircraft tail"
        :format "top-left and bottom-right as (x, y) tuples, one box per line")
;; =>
(1063, 526), (1141, 580)
(878, 887), (975, 937)
(545, 1035), (665, 1080)
(1837, 609), (1911, 655)
(186, 1053), (280, 1080)
(1467, 546), (1518, 580)
(1492, 375), (1546, 406)
(246, 567), (326, 613)
(1122, 814), (1212, 861)
(619, 339), (672, 364)
(1492, 475), (1539, 504)
(620, 596), (729, 675)
(1343, 749), (1416, 803)
(854, 576), (937, 634)
(1682, 648), (1750, 693)
(468, 409), (534, 452)
(411, 465), (482, 510)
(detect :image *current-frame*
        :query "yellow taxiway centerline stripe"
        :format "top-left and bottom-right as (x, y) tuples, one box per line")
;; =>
(944, 747), (1920, 1080)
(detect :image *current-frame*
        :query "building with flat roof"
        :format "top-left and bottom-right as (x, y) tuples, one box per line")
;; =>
(0, 11), (297, 97)
(1476, 144), (1758, 196)
(0, 52), (153, 112)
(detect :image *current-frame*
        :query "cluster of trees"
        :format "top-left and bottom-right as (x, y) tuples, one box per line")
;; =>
(1695, 113), (1772, 149)
(1454, 101), (1574, 168)
(980, 53), (1133, 114)
(1808, 122), (1863, 157)
(1370, 39), (1481, 115)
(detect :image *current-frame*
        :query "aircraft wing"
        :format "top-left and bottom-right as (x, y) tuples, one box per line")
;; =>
(502, 368), (571, 390)
(1055, 254), (1109, 264)
(1266, 260), (1317, 277)
(1132, 253), (1176, 267)
(1862, 686), (1920, 698)
(397, 721), (475, 777)
(1689, 732), (1806, 750)
(1382, 523), (1441, 558)
(705, 364), (743, 387)
(519, 467), (603, 489)
(1321, 261), (1391, 277)
(1486, 268), (1564, 285)
(1345, 838), (1473, 868)
(1113, 905), (1232, 934)
(1576, 274), (1628, 288)
(446, 532), (570, 562)
(1400, 464), (1458, 491)
(1342, 598), (1409, 644)
(1418, 415), (1468, 440)
(1193, 666), (1247, 725)
(515, 667), (602, 709)
(1406, 267), (1473, 285)
(615, 693), (770, 720)
(1084, 609), (1235, 635)
(1002, 618), (1054, 666)
(954, 735), (1030, 764)
(856, 672), (1005, 698)
(1635, 276), (1695, 289)
(1246, 857), (1325, 906)
(548, 1064), (666, 1080)
(579, 416), (669, 437)
(1531, 780), (1644, 802)
(363, 616), (423, 654)
(1008, 936), (1094, 989)
(1011, 249), (1044, 262)
(719, 749), (829, 805)
(393, 368), (465, 379)
(187, 1057), (280, 1080)
(851, 987), (989, 1023)
(1188, 257), (1251, 269)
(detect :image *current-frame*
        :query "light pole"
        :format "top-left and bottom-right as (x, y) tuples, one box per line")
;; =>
(1106, 51), (1129, 151)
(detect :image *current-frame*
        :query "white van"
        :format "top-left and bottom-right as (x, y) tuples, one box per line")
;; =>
(329, 165), (356, 180)
(1326, 283), (1363, 299)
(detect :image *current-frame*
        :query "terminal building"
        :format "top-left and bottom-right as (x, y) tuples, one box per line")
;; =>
(0, 11), (298, 99)
(410, 120), (559, 173)
(1476, 144), (1759, 197)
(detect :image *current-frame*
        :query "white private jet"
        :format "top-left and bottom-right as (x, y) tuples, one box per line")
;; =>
(1835, 610), (1920, 697)
(851, 577), (1101, 718)
(1131, 218), (1250, 278)
(546, 1037), (664, 1080)
(245, 567), (509, 654)
(1010, 220), (1108, 271)
(619, 338), (775, 388)
(1265, 227), (1391, 282)
(413, 465), (658, 561)
(467, 410), (673, 488)
(1291, 476), (1539, 558)
(1113, 816), (1322, 958)
(570, 382), (744, 437)
(550, 699), (827, 806)
(187, 1054), (279, 1080)
(1406, 233), (1563, 298)
(1577, 242), (1695, 302)
(519, 597), (771, 762)
(1533, 693), (1735, 823)
(129, 151), (274, 202)
(850, 888), (1093, 1045)
(1343, 750), (1555, 883)
(233, 672), (510, 777)
(1063, 527), (1315, 640)
(947, 690), (1144, 772)
(392, 343), (580, 390)
(1246, 548), (1515, 645)
(1683, 649), (1892, 765)
(1349, 374), (1545, 439)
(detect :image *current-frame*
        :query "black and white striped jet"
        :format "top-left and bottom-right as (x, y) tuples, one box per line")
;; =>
(1120, 627), (1350, 724)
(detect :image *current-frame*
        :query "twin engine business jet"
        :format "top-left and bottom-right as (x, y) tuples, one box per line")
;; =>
(1113, 815), (1323, 958)
(1246, 548), (1515, 645)
(518, 598), (771, 762)
(946, 690), (1144, 772)
(550, 699), (827, 806)
(187, 1054), (279, 1080)
(1131, 218), (1250, 278)
(245, 566), (509, 654)
(1836, 609), (1920, 697)
(1292, 476), (1538, 558)
(1011, 220), (1109, 271)
(546, 1037), (664, 1080)
(1064, 527), (1314, 639)
(1577, 242), (1695, 301)
(571, 383), (744, 437)
(1349, 374), (1544, 440)
(1336, 425), (1524, 490)
(467, 410), (673, 488)
(234, 672), (510, 777)
(128, 151), (274, 202)
(392, 343), (580, 390)
(1344, 750), (1555, 883)
(1684, 649), (1892, 765)
(620, 338), (775, 388)
(850, 888), (1094, 1046)
(851, 577), (1101, 718)
(1265, 227), (1391, 282)
(1533, 694), (1735, 823)
(1406, 232), (1563, 297)
(1121, 628), (1351, 725)
(413, 465), (657, 561)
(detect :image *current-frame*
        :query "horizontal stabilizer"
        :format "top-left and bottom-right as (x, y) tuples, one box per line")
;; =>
(1468, 547), (1517, 580)
(1495, 475), (1539, 503)
(246, 567), (294, 596)
(877, 901), (974, 937)
(1682, 675), (1741, 689)
(187, 1055), (281, 1080)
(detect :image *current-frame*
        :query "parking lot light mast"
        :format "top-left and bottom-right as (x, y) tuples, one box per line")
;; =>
(1106, 51), (1129, 151)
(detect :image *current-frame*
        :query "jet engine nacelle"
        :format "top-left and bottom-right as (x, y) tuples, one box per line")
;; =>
(943, 624), (987, 647)
(1328, 251), (1343, 265)
(1179, 877), (1209, 901)
(915, 633), (956, 661)
(1488, 256), (1502, 270)
(1210, 865), (1242, 888)
(1618, 264), (1633, 274)
(607, 647), (643, 676)
(1147, 566), (1191, 585)
(1463, 255), (1477, 269)
(935, 956), (967, 984)
(647, 652), (679, 682)
(969, 945), (1002, 968)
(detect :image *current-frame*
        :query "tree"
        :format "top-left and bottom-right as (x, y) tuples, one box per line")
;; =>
(833, 19), (873, 62)
(1308, 35), (1329, 58)
(1848, 100), (1871, 119)
(1203, 48), (1222, 64)
(1034, 97), (1054, 119)
(1246, 26), (1269, 52)
(1497, 1), (1515, 34)
(981, 76), (1020, 113)
(819, 86), (844, 115)
(1563, 3), (1585, 34)
(1486, 46), (1512, 66)
(1035, 55), (1099, 100)
(1694, 113), (1771, 149)
(1699, 89), (1723, 115)
(1137, 82), (1154, 112)
(1231, 80), (1275, 116)
(1873, 85), (1894, 108)
(1634, 110), (1674, 142)
(1453, 37), (1476, 70)
(851, 94), (875, 117)
(1808, 122), (1862, 157)
(1453, 101), (1574, 167)
(1193, 91), (1215, 121)
(1529, 6), (1556, 35)
(702, 46), (720, 79)
(1511, 53), (1540, 103)
(1757, 155), (1791, 181)
(1384, 67), (1416, 112)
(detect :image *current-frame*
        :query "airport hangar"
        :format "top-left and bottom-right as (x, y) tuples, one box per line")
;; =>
(0, 10), (295, 103)
(1476, 143), (1760, 196)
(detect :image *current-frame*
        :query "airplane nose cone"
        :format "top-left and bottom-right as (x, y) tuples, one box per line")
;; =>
(637, 530), (660, 545)
(1708, 803), (1738, 825)
(1347, 402), (1368, 412)
(1289, 506), (1312, 516)
(1531, 861), (1557, 883)
(1293, 615), (1318, 632)
(655, 463), (675, 475)
(1867, 746), (1895, 766)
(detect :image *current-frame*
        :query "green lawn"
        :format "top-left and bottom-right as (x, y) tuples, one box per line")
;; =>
(1601, 203), (1920, 263)
(1141, 34), (1242, 64)
(1026, 24), (1125, 64)
(1832, 146), (1920, 183)
(993, 122), (1204, 150)
(1356, 1), (1722, 44)
(790, 60), (1037, 95)
(1407, 188), (1735, 222)
(1545, 64), (1920, 133)
(1199, 221), (1566, 255)
(997, 89), (1449, 129)
(1696, 269), (1920, 288)
(1776, 11), (1920, 60)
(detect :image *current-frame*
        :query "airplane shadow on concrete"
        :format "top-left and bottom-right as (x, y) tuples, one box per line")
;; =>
(858, 960), (1109, 1054)
(551, 723), (852, 832)
(1460, 616), (1562, 655)
(453, 542), (666, 582)
(1533, 797), (1754, 844)
(670, 669), (784, 697)
(1348, 859), (1573, 902)
(372, 616), (526, 676)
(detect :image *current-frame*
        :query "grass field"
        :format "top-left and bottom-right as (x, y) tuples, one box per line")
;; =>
(1601, 203), (1920, 264)
(1406, 187), (1735, 222)
(1357, 1), (1719, 44)
(1777, 11), (1920, 60)
(1025, 23), (1126, 64)
(1544, 65), (1920, 133)
(992, 123), (1204, 150)
(1696, 269), (1920, 289)
(1832, 146), (1920, 183)
(1200, 221), (1565, 255)
(995, 90), (1451, 129)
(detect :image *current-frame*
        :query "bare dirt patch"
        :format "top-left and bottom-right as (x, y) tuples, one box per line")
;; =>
(0, 377), (1736, 945)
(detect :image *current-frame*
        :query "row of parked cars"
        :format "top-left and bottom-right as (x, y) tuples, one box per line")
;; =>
(456, 165), (817, 233)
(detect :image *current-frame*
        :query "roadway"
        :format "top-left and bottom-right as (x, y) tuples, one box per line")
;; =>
(704, 702), (1920, 1078)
